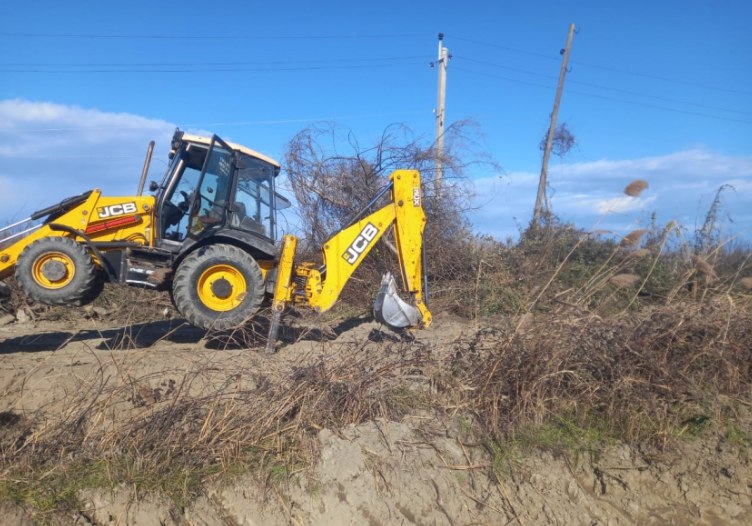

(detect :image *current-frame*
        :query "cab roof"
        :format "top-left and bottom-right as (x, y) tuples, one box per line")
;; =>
(177, 132), (281, 171)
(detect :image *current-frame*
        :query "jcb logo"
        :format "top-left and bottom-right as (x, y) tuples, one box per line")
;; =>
(97, 202), (137, 219)
(342, 223), (379, 265)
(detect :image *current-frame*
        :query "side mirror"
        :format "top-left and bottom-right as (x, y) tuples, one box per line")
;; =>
(148, 181), (159, 192)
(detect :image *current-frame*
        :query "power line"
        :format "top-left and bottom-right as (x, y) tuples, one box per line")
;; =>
(181, 110), (429, 128)
(566, 89), (752, 125)
(0, 60), (427, 74)
(0, 55), (428, 68)
(453, 55), (558, 81)
(568, 78), (752, 117)
(0, 31), (426, 41)
(447, 34), (558, 62)
(571, 59), (752, 96)
(454, 55), (751, 118)
(453, 66), (752, 125)
(1, 110), (429, 133)
(5, 29), (748, 96)
(449, 33), (752, 96)
(452, 65), (555, 91)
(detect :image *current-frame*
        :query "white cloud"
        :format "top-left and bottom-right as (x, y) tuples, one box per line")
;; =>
(0, 99), (176, 222)
(592, 195), (657, 215)
(469, 149), (752, 241)
(554, 149), (752, 189)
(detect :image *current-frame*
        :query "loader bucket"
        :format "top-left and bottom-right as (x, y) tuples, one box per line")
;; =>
(373, 272), (422, 329)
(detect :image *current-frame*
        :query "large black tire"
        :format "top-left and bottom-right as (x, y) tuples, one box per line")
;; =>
(15, 236), (102, 306)
(172, 244), (265, 330)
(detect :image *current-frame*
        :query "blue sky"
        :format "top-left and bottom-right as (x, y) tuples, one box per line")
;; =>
(1, 1), (750, 243)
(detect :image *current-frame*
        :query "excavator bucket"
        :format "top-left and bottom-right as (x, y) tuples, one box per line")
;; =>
(373, 272), (422, 329)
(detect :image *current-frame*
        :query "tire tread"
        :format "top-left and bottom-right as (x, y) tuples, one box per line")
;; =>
(15, 236), (101, 306)
(172, 244), (265, 330)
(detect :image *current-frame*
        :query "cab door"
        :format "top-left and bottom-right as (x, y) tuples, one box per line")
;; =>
(187, 136), (236, 239)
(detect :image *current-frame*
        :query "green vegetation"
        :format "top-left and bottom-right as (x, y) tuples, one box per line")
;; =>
(675, 415), (713, 441)
(515, 417), (617, 457)
(487, 416), (617, 478)
(0, 444), (303, 521)
(725, 423), (750, 449)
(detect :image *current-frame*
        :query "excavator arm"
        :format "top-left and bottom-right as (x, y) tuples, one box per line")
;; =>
(267, 169), (431, 352)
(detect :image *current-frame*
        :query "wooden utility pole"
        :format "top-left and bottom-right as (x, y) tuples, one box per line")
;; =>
(434, 33), (449, 197)
(533, 23), (576, 228)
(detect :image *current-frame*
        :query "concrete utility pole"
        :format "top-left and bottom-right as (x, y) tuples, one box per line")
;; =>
(533, 23), (576, 228)
(434, 33), (449, 198)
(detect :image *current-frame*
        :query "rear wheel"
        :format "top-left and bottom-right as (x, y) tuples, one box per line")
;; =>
(172, 244), (265, 330)
(15, 237), (102, 306)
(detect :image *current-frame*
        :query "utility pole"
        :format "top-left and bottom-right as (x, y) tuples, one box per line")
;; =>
(434, 33), (449, 198)
(533, 23), (576, 228)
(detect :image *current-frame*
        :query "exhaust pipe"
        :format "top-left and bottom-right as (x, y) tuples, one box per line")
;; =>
(137, 140), (155, 196)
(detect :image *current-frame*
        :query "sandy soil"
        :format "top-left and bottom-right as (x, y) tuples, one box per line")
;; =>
(1, 314), (751, 525)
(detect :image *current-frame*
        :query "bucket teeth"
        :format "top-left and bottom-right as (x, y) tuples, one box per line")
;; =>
(373, 272), (422, 329)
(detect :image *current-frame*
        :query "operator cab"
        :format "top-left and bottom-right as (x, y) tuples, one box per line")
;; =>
(153, 130), (289, 254)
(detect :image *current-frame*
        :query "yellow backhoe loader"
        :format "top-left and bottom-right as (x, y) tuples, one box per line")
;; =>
(0, 130), (431, 350)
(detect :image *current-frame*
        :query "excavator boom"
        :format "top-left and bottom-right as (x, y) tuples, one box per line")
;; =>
(267, 169), (431, 352)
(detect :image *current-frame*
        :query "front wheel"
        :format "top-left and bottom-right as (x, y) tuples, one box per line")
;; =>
(172, 244), (265, 330)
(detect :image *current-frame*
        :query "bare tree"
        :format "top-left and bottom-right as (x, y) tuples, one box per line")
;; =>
(283, 120), (493, 292)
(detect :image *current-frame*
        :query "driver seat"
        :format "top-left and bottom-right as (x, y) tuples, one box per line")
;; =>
(230, 202), (266, 236)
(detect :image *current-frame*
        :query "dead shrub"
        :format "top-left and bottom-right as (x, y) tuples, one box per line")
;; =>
(608, 273), (641, 288)
(692, 255), (717, 279)
(624, 180), (649, 197)
(444, 299), (752, 448)
(620, 229), (648, 248)
(0, 337), (435, 508)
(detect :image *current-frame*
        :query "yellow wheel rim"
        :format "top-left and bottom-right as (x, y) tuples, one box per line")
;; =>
(31, 252), (76, 289)
(196, 264), (247, 312)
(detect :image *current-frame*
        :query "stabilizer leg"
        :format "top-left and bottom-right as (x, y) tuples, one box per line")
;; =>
(266, 234), (297, 353)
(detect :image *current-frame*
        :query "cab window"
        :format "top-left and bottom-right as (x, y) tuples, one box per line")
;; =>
(230, 155), (277, 239)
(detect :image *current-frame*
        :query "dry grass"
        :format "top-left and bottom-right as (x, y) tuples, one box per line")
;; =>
(0, 335), (437, 510)
(608, 273), (641, 288)
(624, 180), (649, 197)
(0, 278), (173, 325)
(692, 254), (717, 279)
(620, 229), (648, 247)
(443, 299), (752, 448)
